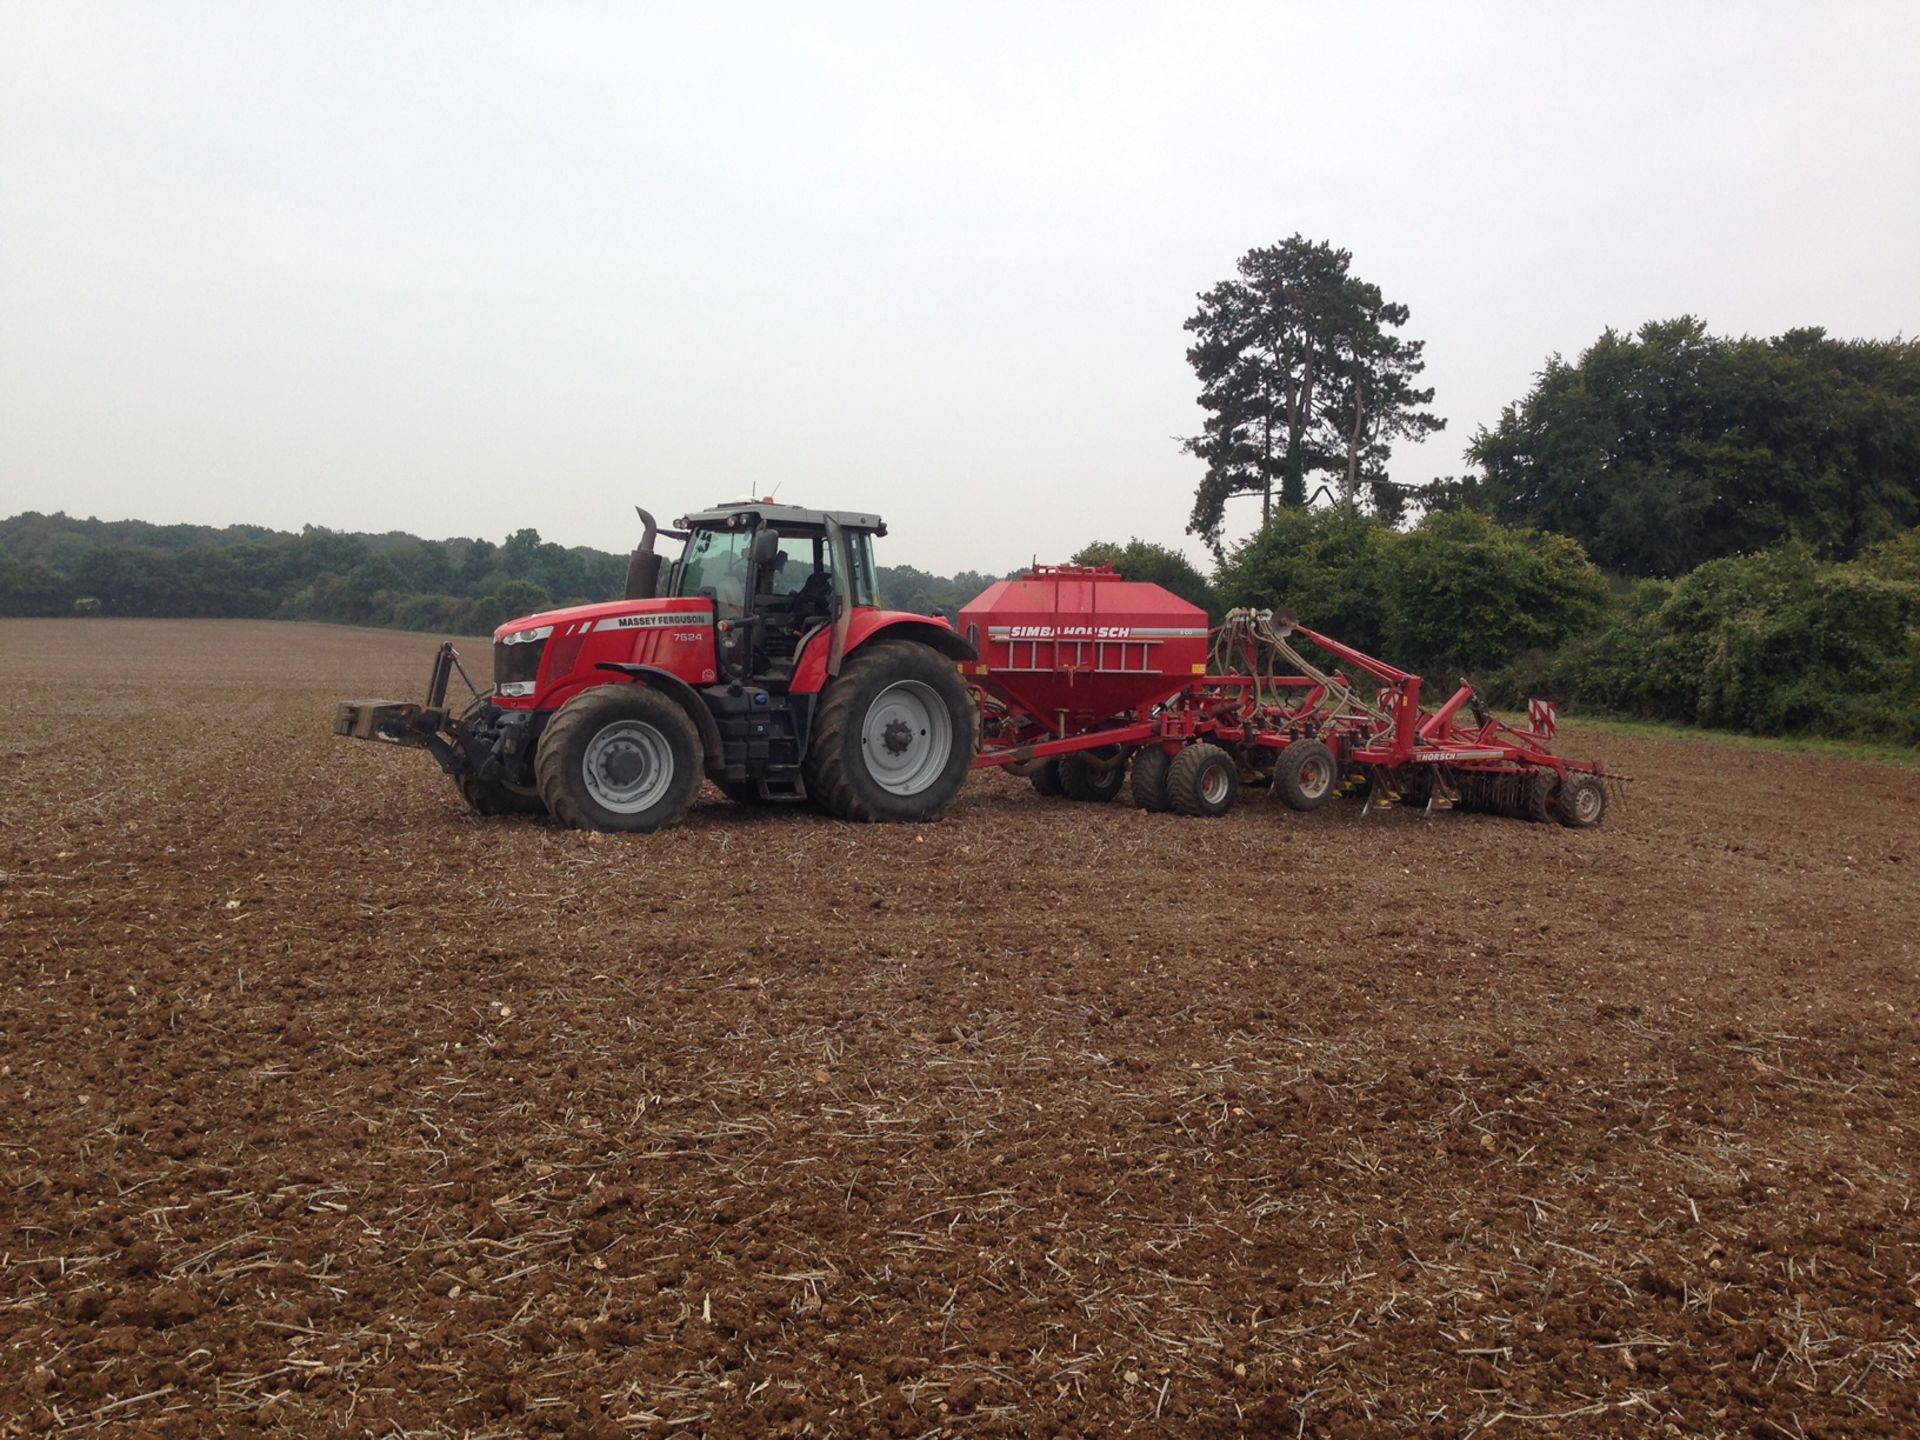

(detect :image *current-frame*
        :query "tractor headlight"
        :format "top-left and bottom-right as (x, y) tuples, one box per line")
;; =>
(494, 628), (550, 693)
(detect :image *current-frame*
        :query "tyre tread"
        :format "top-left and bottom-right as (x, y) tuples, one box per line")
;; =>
(1131, 746), (1173, 812)
(803, 641), (979, 823)
(1168, 742), (1237, 818)
(1275, 740), (1336, 812)
(1059, 756), (1124, 803)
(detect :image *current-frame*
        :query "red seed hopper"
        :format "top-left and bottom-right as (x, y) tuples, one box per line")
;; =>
(958, 565), (1210, 733)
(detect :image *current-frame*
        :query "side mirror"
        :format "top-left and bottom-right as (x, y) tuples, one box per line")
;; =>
(749, 527), (781, 566)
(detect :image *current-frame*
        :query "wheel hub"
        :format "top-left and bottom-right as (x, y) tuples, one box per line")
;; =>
(860, 680), (954, 797)
(581, 720), (674, 814)
(603, 748), (645, 786)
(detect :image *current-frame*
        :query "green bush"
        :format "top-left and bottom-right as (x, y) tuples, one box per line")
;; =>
(1549, 533), (1920, 744)
(1384, 510), (1610, 683)
(1215, 507), (1609, 684)
(1215, 507), (1394, 653)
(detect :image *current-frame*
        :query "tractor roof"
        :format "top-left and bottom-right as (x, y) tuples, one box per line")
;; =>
(676, 500), (887, 536)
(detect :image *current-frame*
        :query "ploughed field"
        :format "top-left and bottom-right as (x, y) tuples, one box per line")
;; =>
(3, 618), (1917, 1440)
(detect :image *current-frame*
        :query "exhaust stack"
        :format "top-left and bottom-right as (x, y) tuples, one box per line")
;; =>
(624, 507), (663, 599)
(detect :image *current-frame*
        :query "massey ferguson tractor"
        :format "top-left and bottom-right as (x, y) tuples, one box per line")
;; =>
(337, 502), (1614, 832)
(335, 501), (979, 832)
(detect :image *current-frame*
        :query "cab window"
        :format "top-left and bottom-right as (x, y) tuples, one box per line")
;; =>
(679, 528), (751, 618)
(767, 532), (831, 597)
(847, 531), (878, 607)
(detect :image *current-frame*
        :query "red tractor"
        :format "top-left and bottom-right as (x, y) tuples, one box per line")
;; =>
(336, 501), (979, 831)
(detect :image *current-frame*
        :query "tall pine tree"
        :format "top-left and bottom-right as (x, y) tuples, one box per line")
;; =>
(1183, 236), (1443, 554)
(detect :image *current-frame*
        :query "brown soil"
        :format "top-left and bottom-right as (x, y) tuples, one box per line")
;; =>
(3, 618), (1916, 1439)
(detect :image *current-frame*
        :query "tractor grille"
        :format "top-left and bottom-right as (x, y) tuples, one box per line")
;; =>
(494, 636), (546, 690)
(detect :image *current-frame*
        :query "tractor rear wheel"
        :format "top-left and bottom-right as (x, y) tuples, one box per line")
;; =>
(804, 641), (978, 822)
(535, 685), (703, 833)
(455, 773), (546, 817)
(1274, 740), (1337, 812)
(1556, 772), (1607, 829)
(1059, 753), (1125, 802)
(1168, 743), (1238, 818)
(1130, 746), (1173, 812)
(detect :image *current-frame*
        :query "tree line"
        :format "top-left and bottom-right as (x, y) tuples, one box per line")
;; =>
(0, 513), (628, 636)
(0, 510), (1034, 636)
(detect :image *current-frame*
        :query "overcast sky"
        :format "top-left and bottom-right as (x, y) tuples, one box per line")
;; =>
(4, 2), (1917, 575)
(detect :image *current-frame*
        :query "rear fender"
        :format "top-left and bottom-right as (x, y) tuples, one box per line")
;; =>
(789, 613), (977, 696)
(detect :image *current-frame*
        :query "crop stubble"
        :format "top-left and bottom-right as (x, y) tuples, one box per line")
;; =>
(1, 619), (1916, 1438)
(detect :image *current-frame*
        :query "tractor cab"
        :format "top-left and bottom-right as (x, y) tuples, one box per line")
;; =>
(664, 500), (884, 685)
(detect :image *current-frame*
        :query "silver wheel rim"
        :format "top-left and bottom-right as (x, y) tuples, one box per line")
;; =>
(860, 680), (953, 796)
(1201, 764), (1231, 807)
(1573, 781), (1601, 822)
(582, 719), (674, 814)
(1298, 755), (1331, 798)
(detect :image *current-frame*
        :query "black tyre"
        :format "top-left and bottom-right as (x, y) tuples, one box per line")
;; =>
(1059, 754), (1126, 803)
(1524, 769), (1557, 824)
(455, 773), (546, 817)
(1556, 772), (1607, 829)
(1274, 740), (1337, 812)
(803, 641), (979, 822)
(1131, 746), (1174, 812)
(535, 685), (703, 833)
(1168, 743), (1238, 818)
(1028, 760), (1065, 797)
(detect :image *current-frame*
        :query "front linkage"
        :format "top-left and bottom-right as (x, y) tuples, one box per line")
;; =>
(334, 643), (537, 790)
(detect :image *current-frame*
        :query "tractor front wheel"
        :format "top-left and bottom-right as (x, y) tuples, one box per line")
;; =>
(535, 685), (703, 833)
(455, 773), (546, 818)
(804, 641), (978, 822)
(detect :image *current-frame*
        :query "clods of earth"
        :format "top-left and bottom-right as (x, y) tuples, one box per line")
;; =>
(2, 619), (1915, 1437)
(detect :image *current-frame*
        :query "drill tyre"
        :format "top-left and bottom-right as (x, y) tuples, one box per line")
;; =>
(1168, 743), (1238, 818)
(1028, 760), (1065, 797)
(455, 773), (546, 817)
(804, 641), (978, 823)
(1059, 754), (1125, 803)
(1556, 772), (1607, 829)
(1131, 746), (1174, 812)
(1274, 740), (1337, 812)
(536, 685), (703, 833)
(1524, 769), (1558, 824)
